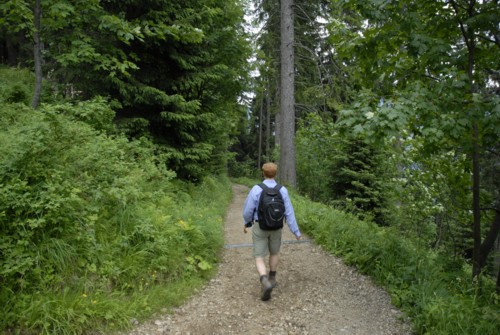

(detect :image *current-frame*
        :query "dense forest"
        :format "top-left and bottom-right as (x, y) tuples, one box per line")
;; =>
(1, 0), (499, 334)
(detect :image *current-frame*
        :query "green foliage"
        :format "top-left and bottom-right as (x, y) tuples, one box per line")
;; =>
(0, 66), (58, 105)
(43, 96), (119, 134)
(296, 113), (396, 225)
(0, 66), (33, 105)
(328, 0), (500, 287)
(394, 139), (472, 249)
(0, 0), (33, 34)
(227, 102), (264, 179)
(227, 157), (261, 179)
(334, 79), (500, 251)
(295, 196), (500, 335)
(2, 0), (251, 181)
(37, 0), (251, 181)
(0, 99), (232, 334)
(296, 114), (336, 202)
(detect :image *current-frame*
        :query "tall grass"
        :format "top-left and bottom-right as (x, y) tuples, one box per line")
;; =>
(0, 98), (232, 334)
(294, 196), (500, 335)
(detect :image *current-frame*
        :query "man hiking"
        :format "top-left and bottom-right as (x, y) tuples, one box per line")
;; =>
(242, 162), (301, 301)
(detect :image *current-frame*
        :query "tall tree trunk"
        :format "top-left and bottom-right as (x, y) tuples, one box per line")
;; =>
(275, 76), (281, 149)
(266, 86), (271, 160)
(472, 122), (482, 278)
(466, 5), (481, 280)
(279, 0), (296, 187)
(451, 0), (484, 280)
(32, 0), (42, 109)
(478, 210), (500, 271)
(258, 93), (264, 169)
(497, 262), (500, 294)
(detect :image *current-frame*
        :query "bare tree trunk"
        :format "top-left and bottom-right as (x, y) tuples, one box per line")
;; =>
(497, 262), (500, 294)
(258, 93), (264, 169)
(472, 122), (482, 278)
(32, 0), (42, 109)
(478, 210), (500, 270)
(275, 76), (281, 149)
(465, 7), (481, 280)
(265, 86), (271, 160)
(279, 0), (296, 187)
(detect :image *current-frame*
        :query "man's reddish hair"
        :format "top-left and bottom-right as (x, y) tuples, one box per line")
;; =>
(262, 162), (278, 178)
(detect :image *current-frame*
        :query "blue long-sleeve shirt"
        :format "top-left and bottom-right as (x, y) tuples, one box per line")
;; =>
(242, 179), (301, 238)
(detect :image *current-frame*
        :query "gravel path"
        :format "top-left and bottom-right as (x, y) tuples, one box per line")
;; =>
(123, 184), (413, 335)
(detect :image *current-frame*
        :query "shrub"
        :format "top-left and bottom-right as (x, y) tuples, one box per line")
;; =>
(0, 101), (231, 334)
(0, 67), (33, 105)
(0, 66), (56, 106)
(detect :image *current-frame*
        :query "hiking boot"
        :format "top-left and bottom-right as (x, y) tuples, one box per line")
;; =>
(268, 275), (277, 288)
(260, 276), (273, 301)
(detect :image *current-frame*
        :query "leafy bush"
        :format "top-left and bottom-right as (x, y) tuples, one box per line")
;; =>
(0, 101), (232, 334)
(0, 66), (56, 105)
(295, 196), (500, 335)
(47, 96), (119, 134)
(296, 113), (398, 225)
(0, 67), (33, 105)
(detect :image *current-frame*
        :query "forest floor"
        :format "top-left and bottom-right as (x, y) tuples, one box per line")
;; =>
(121, 184), (414, 335)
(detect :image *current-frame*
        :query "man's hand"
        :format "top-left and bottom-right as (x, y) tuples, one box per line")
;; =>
(296, 235), (302, 241)
(244, 222), (253, 234)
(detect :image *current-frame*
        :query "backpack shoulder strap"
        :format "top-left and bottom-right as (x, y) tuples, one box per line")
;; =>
(258, 183), (269, 191)
(258, 183), (282, 193)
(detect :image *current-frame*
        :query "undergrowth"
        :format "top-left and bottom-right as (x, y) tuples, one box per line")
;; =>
(0, 101), (232, 334)
(294, 196), (500, 335)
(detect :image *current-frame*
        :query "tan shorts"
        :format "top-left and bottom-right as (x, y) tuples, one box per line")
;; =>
(252, 222), (282, 258)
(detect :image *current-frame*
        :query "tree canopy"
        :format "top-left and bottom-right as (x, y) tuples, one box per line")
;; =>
(0, 0), (251, 181)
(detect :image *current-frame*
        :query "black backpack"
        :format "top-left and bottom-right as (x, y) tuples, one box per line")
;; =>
(257, 183), (285, 230)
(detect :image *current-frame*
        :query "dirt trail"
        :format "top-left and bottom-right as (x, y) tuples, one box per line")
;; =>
(123, 184), (413, 335)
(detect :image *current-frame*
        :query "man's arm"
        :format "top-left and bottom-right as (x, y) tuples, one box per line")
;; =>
(280, 187), (301, 239)
(242, 186), (259, 233)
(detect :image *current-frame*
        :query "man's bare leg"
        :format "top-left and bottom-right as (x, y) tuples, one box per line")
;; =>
(268, 253), (279, 287)
(255, 256), (273, 301)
